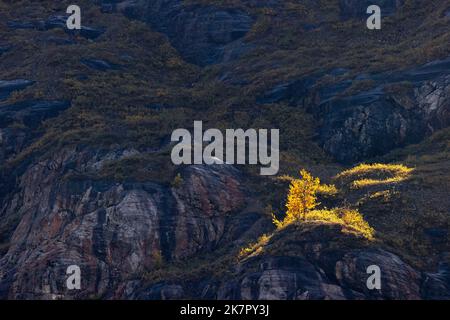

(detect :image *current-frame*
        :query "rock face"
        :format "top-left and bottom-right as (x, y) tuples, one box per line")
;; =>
(81, 58), (122, 72)
(1, 0), (449, 301)
(317, 93), (425, 163)
(339, 0), (403, 19)
(218, 250), (421, 300)
(218, 225), (423, 300)
(125, 224), (441, 300)
(0, 100), (71, 163)
(259, 57), (450, 163)
(0, 148), (246, 299)
(7, 15), (105, 40)
(421, 254), (450, 300)
(0, 45), (12, 56)
(100, 0), (254, 65)
(219, 255), (348, 300)
(316, 59), (450, 163)
(0, 80), (35, 101)
(0, 100), (71, 128)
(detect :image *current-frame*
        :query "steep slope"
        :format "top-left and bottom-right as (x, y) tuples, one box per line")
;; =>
(0, 0), (449, 299)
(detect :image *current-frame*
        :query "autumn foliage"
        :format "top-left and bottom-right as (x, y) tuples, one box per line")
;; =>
(274, 170), (320, 227)
(273, 169), (374, 240)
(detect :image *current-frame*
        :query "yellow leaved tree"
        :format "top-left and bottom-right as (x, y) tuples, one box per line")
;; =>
(241, 169), (375, 259)
(273, 169), (322, 228)
(287, 170), (320, 219)
(272, 169), (374, 240)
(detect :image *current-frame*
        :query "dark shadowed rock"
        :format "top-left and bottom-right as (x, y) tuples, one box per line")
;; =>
(421, 254), (450, 300)
(424, 228), (448, 245)
(219, 255), (345, 300)
(126, 223), (434, 300)
(334, 249), (421, 299)
(165, 7), (253, 65)
(216, 225), (422, 300)
(339, 0), (403, 19)
(101, 3), (115, 14)
(257, 75), (319, 105)
(316, 59), (450, 163)
(0, 45), (11, 56)
(132, 283), (185, 300)
(316, 93), (426, 163)
(81, 58), (122, 72)
(0, 80), (35, 100)
(7, 20), (35, 29)
(8, 16), (105, 40)
(43, 37), (76, 46)
(0, 100), (71, 163)
(79, 26), (106, 40)
(100, 0), (254, 66)
(43, 15), (67, 29)
(0, 100), (71, 128)
(259, 57), (450, 163)
(45, 15), (106, 39)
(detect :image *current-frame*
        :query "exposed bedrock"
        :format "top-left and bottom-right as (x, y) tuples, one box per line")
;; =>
(339, 0), (403, 19)
(7, 15), (105, 40)
(259, 57), (450, 163)
(97, 0), (254, 66)
(0, 148), (247, 299)
(217, 250), (421, 300)
(0, 100), (71, 163)
(125, 224), (446, 300)
(0, 80), (35, 101)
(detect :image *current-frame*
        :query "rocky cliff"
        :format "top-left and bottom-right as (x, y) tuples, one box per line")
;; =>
(0, 0), (449, 300)
(0, 147), (249, 298)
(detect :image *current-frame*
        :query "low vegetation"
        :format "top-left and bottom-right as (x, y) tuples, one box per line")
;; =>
(335, 163), (414, 189)
(240, 169), (374, 259)
(273, 169), (373, 240)
(1, 0), (449, 277)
